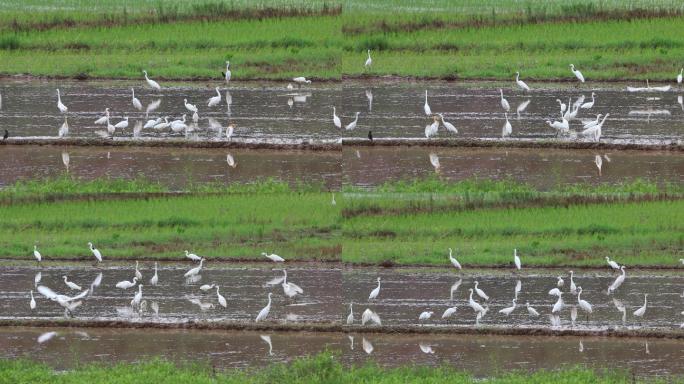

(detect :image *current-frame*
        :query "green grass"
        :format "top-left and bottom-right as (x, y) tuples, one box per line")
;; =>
(1, 1), (683, 80)
(0, 353), (677, 384)
(0, 185), (340, 262)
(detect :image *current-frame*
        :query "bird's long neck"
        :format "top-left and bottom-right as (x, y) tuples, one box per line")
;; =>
(469, 290), (474, 300)
(643, 295), (647, 305)
(599, 114), (608, 125)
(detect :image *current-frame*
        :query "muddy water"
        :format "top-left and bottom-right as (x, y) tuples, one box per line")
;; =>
(344, 147), (684, 189)
(1, 326), (682, 377)
(341, 81), (684, 141)
(0, 79), (340, 140)
(2, 265), (682, 330)
(0, 146), (341, 190)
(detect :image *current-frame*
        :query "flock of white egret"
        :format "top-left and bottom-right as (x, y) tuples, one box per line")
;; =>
(26, 243), (684, 329)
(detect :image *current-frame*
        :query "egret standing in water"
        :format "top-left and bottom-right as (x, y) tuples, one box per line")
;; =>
(438, 113), (457, 134)
(131, 89), (142, 111)
(499, 89), (510, 111)
(570, 64), (585, 83)
(515, 72), (530, 92)
(292, 77), (311, 88)
(513, 249), (521, 270)
(577, 287), (593, 314)
(30, 291), (36, 309)
(448, 248), (462, 270)
(633, 293), (648, 318)
(526, 302), (539, 317)
(332, 106), (341, 129)
(208, 87), (221, 107)
(345, 112), (360, 131)
(347, 303), (354, 325)
(143, 70), (161, 90)
(502, 113), (512, 137)
(88, 242), (102, 264)
(216, 286), (227, 308)
(33, 245), (42, 263)
(369, 277), (381, 300)
(255, 292), (272, 322)
(56, 89), (68, 113)
(423, 90), (432, 116)
(150, 262), (159, 286)
(364, 49), (372, 69)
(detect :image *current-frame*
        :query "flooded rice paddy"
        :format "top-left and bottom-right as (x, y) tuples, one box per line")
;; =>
(2, 265), (682, 330)
(1, 326), (683, 377)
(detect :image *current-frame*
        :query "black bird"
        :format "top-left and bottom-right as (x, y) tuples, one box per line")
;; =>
(368, 130), (373, 142)
(2, 130), (8, 140)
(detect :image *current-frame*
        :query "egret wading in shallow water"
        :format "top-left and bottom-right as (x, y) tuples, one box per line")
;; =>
(473, 281), (489, 301)
(30, 291), (36, 309)
(515, 72), (530, 92)
(88, 242), (102, 264)
(255, 292), (272, 322)
(526, 302), (539, 317)
(442, 306), (457, 319)
(513, 249), (521, 270)
(633, 293), (648, 318)
(468, 288), (485, 313)
(418, 311), (434, 321)
(184, 99), (198, 113)
(116, 277), (138, 289)
(114, 117), (129, 131)
(95, 108), (110, 125)
(134, 261), (142, 280)
(58, 116), (69, 137)
(438, 113), (457, 134)
(345, 112), (360, 131)
(570, 64), (585, 83)
(143, 70), (161, 90)
(332, 106), (341, 129)
(281, 270), (303, 299)
(106, 117), (116, 136)
(606, 257), (620, 270)
(63, 276), (81, 291)
(131, 284), (143, 308)
(216, 286), (227, 308)
(144, 117), (162, 128)
(33, 245), (42, 263)
(292, 77), (311, 88)
(423, 90), (431, 116)
(502, 113), (512, 137)
(184, 258), (204, 278)
(577, 287), (593, 314)
(208, 87), (221, 107)
(364, 49), (372, 69)
(131, 89), (142, 111)
(557, 276), (564, 287)
(369, 277), (381, 300)
(56, 89), (68, 113)
(448, 248), (462, 270)
(200, 283), (215, 292)
(347, 303), (354, 325)
(552, 292), (564, 313)
(580, 92), (596, 109)
(581, 114), (609, 143)
(499, 89), (510, 111)
(425, 116), (439, 138)
(185, 250), (201, 262)
(499, 299), (517, 316)
(557, 99), (567, 114)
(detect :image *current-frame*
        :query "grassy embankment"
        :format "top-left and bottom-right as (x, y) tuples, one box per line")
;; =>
(1, 353), (678, 384)
(1, 176), (681, 267)
(1, 1), (683, 80)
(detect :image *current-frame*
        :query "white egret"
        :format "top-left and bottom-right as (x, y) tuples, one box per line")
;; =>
(499, 299), (517, 316)
(450, 278), (462, 300)
(184, 258), (204, 277)
(185, 250), (202, 262)
(516, 99), (531, 118)
(131, 89), (142, 111)
(37, 285), (88, 315)
(33, 245), (42, 263)
(345, 112), (360, 131)
(613, 298), (627, 324)
(569, 270), (577, 294)
(526, 302), (539, 317)
(153, 117), (170, 130)
(115, 277), (138, 289)
(499, 89), (510, 111)
(502, 113), (512, 137)
(570, 64), (585, 83)
(183, 99), (198, 113)
(557, 99), (567, 113)
(633, 293), (648, 317)
(580, 92), (595, 109)
(134, 260), (142, 280)
(678, 68), (683, 84)
(226, 124), (235, 140)
(131, 284), (143, 307)
(170, 114), (187, 132)
(332, 106), (341, 128)
(216, 286), (227, 308)
(106, 117), (116, 136)
(474, 281), (489, 301)
(37, 331), (58, 344)
(262, 252), (285, 262)
(114, 117), (129, 130)
(368, 277), (381, 300)
(146, 99), (161, 117)
(438, 113), (457, 134)
(606, 257), (620, 270)
(423, 90), (432, 116)
(595, 154), (603, 176)
(515, 72), (530, 91)
(346, 303), (354, 325)
(63, 276), (81, 291)
(513, 248), (521, 270)
(34, 272), (42, 287)
(149, 263), (158, 286)
(552, 292), (564, 313)
(442, 306), (457, 319)
(292, 77), (311, 88)
(581, 113), (608, 142)
(192, 111), (199, 123)
(364, 49), (372, 68)
(557, 276), (564, 287)
(144, 117), (162, 129)
(208, 87), (221, 107)
(90, 272), (103, 291)
(143, 70), (161, 90)
(56, 89), (68, 113)
(546, 118), (569, 135)
(577, 287), (593, 313)
(418, 311), (434, 321)
(95, 108), (110, 125)
(281, 270), (303, 298)
(419, 342), (435, 354)
(608, 266), (626, 294)
(255, 292), (272, 322)
(425, 117), (439, 138)
(468, 288), (485, 313)
(582, 114), (602, 129)
(223, 61), (231, 83)
(448, 248), (462, 270)
(548, 288), (562, 297)
(200, 283), (216, 292)
(30, 290), (36, 309)
(361, 308), (381, 325)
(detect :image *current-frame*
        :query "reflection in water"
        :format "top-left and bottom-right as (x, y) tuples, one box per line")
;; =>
(344, 147), (683, 189)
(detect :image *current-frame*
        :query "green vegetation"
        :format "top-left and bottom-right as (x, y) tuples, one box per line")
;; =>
(1, 353), (677, 384)
(1, 1), (683, 80)
(0, 178), (339, 261)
